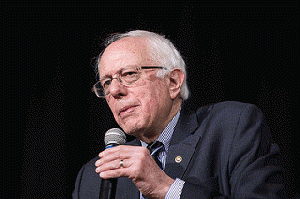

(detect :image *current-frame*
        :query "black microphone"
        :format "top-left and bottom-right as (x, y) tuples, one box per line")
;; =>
(99, 128), (126, 199)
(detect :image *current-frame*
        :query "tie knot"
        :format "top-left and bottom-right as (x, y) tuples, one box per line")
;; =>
(147, 141), (164, 155)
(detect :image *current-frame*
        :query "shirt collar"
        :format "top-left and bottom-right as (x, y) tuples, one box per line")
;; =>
(141, 110), (181, 153)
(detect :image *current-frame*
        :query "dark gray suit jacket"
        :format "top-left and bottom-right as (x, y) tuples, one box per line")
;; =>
(73, 101), (285, 198)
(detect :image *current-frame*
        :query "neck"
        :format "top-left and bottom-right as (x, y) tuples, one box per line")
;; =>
(139, 99), (182, 144)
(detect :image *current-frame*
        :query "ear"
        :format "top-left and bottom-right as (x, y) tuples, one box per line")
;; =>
(168, 69), (185, 100)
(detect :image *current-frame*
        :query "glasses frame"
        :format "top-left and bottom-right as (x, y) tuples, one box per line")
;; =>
(92, 66), (168, 98)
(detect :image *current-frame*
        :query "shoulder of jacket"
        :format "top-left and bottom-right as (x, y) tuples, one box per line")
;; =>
(199, 101), (259, 114)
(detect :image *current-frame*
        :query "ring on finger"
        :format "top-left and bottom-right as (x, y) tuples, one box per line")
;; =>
(120, 160), (124, 168)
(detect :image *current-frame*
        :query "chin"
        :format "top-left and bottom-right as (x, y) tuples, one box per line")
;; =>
(121, 123), (144, 137)
(121, 126), (138, 135)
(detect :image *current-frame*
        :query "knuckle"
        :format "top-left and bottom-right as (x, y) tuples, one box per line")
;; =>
(141, 146), (148, 153)
(138, 147), (149, 156)
(118, 145), (123, 158)
(140, 148), (150, 159)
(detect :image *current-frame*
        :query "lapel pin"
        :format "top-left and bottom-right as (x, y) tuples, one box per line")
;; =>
(175, 156), (182, 163)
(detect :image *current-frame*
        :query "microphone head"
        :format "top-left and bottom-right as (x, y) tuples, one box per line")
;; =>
(104, 128), (126, 147)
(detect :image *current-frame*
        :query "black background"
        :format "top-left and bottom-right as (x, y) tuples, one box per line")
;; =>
(2, 1), (299, 198)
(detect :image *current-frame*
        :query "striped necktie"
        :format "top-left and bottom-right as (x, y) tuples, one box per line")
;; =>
(142, 141), (164, 199)
(147, 141), (164, 169)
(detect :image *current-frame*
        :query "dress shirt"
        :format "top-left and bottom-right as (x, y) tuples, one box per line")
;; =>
(140, 111), (185, 199)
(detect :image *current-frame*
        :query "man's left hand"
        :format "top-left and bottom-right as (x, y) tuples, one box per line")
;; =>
(95, 145), (175, 199)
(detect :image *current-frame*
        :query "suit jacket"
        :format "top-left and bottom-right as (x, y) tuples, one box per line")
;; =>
(73, 101), (285, 198)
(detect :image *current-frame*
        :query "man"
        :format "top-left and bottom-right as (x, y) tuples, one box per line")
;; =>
(73, 30), (285, 198)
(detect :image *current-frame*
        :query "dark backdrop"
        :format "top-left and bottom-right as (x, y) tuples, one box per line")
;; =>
(2, 1), (299, 198)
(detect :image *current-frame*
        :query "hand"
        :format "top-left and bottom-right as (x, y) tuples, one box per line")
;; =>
(95, 145), (175, 199)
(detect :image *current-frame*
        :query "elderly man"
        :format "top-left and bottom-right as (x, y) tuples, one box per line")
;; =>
(73, 30), (285, 198)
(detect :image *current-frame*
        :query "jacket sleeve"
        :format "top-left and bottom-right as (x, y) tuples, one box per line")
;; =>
(181, 103), (285, 198)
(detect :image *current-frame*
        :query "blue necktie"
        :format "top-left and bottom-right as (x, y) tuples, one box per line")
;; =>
(142, 141), (164, 199)
(147, 141), (164, 169)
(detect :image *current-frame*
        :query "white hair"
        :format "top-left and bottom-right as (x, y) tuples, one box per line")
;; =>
(97, 30), (189, 100)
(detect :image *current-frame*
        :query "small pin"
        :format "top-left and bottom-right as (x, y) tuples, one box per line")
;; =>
(175, 156), (182, 163)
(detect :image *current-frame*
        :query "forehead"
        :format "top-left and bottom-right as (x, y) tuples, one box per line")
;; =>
(98, 37), (154, 77)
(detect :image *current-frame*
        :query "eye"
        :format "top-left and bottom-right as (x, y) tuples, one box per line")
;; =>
(122, 70), (138, 77)
(121, 69), (139, 83)
(101, 79), (112, 89)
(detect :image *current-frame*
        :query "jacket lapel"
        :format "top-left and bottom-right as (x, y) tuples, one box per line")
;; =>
(164, 108), (202, 179)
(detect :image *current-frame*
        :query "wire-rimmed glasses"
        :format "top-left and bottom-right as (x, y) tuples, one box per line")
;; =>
(92, 66), (168, 98)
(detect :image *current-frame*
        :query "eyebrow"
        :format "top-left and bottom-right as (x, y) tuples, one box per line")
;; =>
(99, 65), (139, 80)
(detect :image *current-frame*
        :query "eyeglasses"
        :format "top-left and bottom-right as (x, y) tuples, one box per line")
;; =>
(92, 66), (168, 98)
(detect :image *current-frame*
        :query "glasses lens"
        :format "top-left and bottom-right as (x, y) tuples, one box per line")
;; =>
(93, 67), (144, 98)
(120, 67), (140, 84)
(93, 82), (106, 97)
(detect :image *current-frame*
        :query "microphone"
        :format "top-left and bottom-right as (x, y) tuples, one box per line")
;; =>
(99, 128), (126, 199)
(104, 128), (126, 149)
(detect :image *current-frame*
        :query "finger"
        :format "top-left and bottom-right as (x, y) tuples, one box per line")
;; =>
(98, 146), (119, 158)
(118, 145), (150, 160)
(101, 145), (149, 157)
(95, 158), (102, 167)
(100, 167), (131, 179)
(95, 156), (118, 167)
(95, 159), (122, 173)
(97, 146), (140, 162)
(95, 146), (149, 167)
(118, 145), (149, 153)
(96, 150), (121, 167)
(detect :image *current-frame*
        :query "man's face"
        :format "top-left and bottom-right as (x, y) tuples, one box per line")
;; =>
(99, 37), (174, 141)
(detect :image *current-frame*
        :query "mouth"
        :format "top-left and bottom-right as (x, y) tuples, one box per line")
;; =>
(119, 105), (138, 116)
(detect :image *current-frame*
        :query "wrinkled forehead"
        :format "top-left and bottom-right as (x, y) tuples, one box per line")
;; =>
(98, 37), (154, 77)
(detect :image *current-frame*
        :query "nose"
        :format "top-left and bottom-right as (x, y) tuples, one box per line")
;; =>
(109, 78), (127, 98)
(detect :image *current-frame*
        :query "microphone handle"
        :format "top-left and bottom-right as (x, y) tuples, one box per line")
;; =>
(99, 143), (119, 199)
(99, 178), (118, 199)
